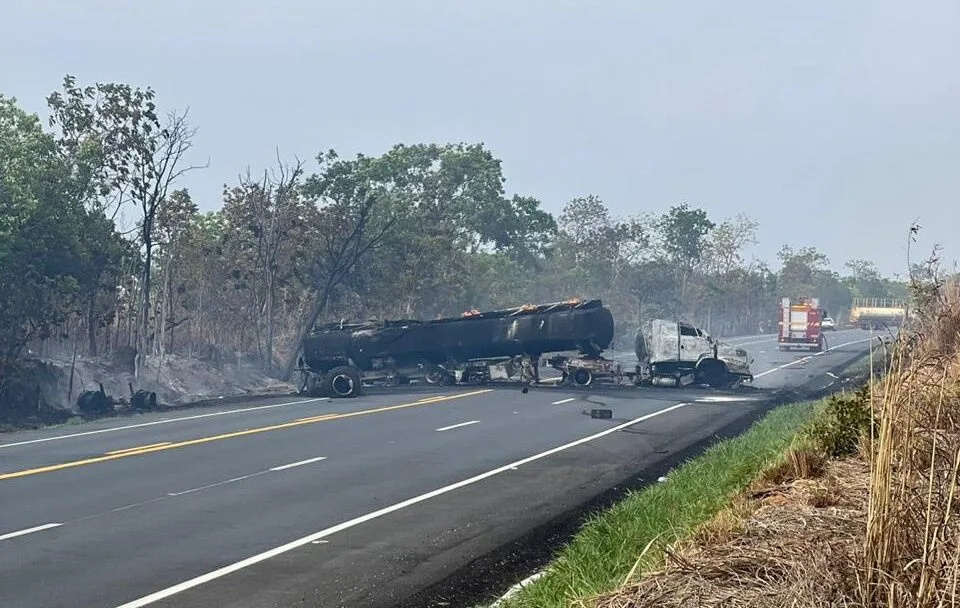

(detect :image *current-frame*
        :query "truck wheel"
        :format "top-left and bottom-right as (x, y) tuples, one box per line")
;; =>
(572, 368), (593, 386)
(424, 365), (446, 385)
(697, 360), (731, 388)
(326, 366), (362, 398)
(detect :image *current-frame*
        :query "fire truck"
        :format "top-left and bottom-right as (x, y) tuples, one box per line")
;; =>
(778, 297), (826, 352)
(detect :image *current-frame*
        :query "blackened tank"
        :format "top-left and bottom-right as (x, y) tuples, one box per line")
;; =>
(299, 299), (615, 373)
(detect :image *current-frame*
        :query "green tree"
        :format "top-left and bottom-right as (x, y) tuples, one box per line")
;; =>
(46, 75), (205, 375)
(0, 95), (84, 356)
(281, 150), (400, 379)
(778, 245), (851, 316)
(655, 203), (715, 270)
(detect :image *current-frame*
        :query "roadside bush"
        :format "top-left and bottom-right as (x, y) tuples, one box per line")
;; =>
(805, 385), (872, 457)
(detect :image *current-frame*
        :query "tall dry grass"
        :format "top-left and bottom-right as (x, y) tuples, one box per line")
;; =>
(864, 278), (960, 608)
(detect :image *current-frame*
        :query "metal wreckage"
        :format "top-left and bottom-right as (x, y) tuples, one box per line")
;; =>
(296, 298), (754, 398)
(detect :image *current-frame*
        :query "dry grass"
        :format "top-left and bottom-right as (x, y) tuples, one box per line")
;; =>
(592, 458), (869, 608)
(591, 278), (960, 608)
(863, 279), (960, 608)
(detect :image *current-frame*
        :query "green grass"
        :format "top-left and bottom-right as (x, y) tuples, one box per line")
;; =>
(495, 400), (820, 608)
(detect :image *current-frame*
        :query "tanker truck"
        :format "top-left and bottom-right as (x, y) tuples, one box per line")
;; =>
(296, 299), (753, 398)
(295, 299), (615, 398)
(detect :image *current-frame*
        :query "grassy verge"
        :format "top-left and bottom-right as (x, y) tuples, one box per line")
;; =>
(494, 398), (824, 608)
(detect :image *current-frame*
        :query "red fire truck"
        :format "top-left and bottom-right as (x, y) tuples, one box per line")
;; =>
(778, 297), (825, 352)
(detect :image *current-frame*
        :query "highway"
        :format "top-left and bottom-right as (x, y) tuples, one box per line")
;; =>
(0, 329), (872, 608)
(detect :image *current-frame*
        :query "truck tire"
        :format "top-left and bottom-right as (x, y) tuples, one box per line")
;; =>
(697, 359), (732, 388)
(326, 366), (362, 398)
(423, 365), (447, 385)
(572, 368), (593, 386)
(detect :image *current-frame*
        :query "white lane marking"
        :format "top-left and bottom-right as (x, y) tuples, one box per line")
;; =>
(754, 337), (872, 378)
(435, 420), (480, 432)
(0, 523), (63, 541)
(493, 570), (549, 606)
(167, 471), (271, 497)
(552, 398), (576, 405)
(168, 455), (330, 496)
(0, 397), (330, 449)
(112, 401), (692, 608)
(696, 395), (760, 403)
(269, 456), (328, 471)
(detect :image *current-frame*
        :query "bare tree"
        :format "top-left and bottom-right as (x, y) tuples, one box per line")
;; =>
(239, 153), (306, 372)
(282, 188), (396, 381)
(130, 110), (207, 378)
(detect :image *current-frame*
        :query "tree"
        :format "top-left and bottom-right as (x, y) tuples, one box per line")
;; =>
(1, 96), (66, 355)
(553, 195), (648, 303)
(153, 188), (199, 357)
(652, 203), (715, 311)
(75, 209), (131, 356)
(220, 157), (308, 371)
(46, 76), (206, 375)
(655, 203), (715, 270)
(281, 150), (399, 380)
(778, 245), (852, 315)
(704, 213), (759, 276)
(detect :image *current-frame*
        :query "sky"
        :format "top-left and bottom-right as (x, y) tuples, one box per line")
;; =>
(2, 0), (958, 278)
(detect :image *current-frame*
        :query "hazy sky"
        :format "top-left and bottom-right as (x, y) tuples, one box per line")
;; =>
(3, 0), (958, 278)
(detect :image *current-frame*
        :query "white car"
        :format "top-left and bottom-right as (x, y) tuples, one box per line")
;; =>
(822, 317), (836, 331)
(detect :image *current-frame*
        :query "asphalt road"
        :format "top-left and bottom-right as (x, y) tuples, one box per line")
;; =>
(0, 329), (872, 608)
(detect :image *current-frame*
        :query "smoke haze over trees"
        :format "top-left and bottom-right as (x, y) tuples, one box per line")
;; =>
(1, 76), (911, 376)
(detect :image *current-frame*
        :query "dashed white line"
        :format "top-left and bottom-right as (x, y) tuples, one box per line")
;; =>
(0, 523), (63, 541)
(552, 398), (576, 405)
(435, 420), (480, 432)
(167, 471), (271, 497)
(270, 456), (328, 471)
(0, 397), (330, 449)
(111, 400), (692, 608)
(169, 456), (329, 496)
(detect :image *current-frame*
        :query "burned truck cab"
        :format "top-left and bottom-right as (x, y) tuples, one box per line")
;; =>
(634, 320), (753, 388)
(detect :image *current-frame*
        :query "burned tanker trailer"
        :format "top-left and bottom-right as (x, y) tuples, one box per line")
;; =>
(296, 299), (615, 398)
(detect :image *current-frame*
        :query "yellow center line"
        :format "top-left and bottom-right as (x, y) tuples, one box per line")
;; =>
(295, 414), (340, 423)
(0, 389), (493, 482)
(106, 442), (172, 455)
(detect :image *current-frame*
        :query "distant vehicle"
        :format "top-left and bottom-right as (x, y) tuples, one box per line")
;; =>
(848, 297), (908, 329)
(822, 317), (836, 331)
(778, 297), (825, 352)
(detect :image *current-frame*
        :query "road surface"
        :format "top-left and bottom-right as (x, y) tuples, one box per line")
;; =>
(0, 330), (872, 608)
